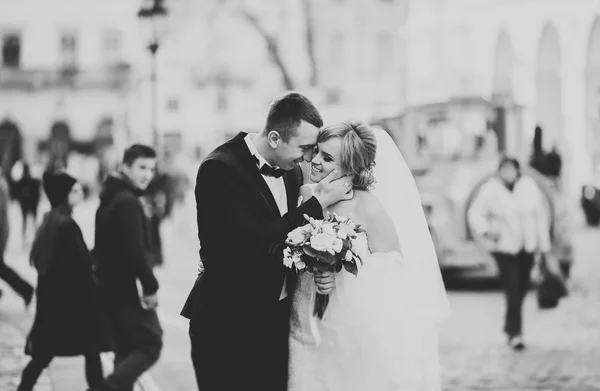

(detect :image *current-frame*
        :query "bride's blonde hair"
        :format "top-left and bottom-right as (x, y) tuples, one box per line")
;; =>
(317, 120), (377, 190)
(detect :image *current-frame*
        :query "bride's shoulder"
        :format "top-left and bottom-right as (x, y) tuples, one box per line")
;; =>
(354, 190), (383, 209)
(349, 191), (387, 221)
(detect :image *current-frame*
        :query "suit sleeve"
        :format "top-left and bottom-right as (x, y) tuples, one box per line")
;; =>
(198, 159), (324, 259)
(113, 196), (159, 295)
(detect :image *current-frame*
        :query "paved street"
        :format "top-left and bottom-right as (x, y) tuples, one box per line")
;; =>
(438, 225), (600, 391)
(2, 197), (600, 390)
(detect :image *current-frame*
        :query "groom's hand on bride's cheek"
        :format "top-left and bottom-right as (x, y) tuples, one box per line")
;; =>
(315, 270), (336, 294)
(314, 171), (353, 208)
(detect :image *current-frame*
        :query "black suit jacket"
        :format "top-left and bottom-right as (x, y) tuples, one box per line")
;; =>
(181, 132), (323, 334)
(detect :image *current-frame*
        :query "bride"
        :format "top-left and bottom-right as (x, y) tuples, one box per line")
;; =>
(289, 121), (450, 391)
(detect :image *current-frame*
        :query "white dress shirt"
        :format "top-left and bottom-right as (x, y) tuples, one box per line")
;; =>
(244, 134), (289, 300)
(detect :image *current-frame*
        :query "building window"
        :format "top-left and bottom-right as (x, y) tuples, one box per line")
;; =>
(330, 33), (344, 67)
(377, 33), (394, 74)
(166, 97), (180, 112)
(2, 33), (21, 68)
(102, 29), (122, 67)
(163, 131), (183, 155)
(325, 88), (341, 104)
(217, 89), (228, 112)
(60, 32), (78, 70)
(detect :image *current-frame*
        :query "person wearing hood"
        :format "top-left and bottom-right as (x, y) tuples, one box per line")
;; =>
(92, 144), (162, 391)
(468, 157), (551, 351)
(18, 172), (110, 391)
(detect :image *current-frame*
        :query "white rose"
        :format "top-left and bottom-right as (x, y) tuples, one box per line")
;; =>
(331, 238), (343, 254)
(322, 223), (336, 236)
(311, 233), (336, 253)
(283, 248), (294, 268)
(287, 225), (309, 245)
(337, 223), (356, 239)
(345, 249), (354, 262)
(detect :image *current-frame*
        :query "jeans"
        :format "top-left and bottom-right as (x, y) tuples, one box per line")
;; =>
(492, 251), (535, 337)
(18, 353), (103, 391)
(104, 306), (163, 391)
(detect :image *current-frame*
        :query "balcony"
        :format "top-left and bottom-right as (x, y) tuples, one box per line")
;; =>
(0, 64), (131, 91)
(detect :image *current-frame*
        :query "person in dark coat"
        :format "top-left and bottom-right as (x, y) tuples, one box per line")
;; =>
(18, 172), (110, 391)
(0, 166), (34, 307)
(14, 163), (41, 246)
(92, 144), (162, 391)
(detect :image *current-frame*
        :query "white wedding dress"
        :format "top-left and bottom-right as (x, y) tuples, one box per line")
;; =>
(289, 238), (441, 391)
(288, 128), (448, 391)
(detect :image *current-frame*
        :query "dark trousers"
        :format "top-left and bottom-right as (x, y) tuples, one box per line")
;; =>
(18, 353), (103, 391)
(19, 203), (38, 239)
(190, 298), (291, 391)
(104, 306), (163, 391)
(492, 251), (535, 337)
(0, 255), (34, 303)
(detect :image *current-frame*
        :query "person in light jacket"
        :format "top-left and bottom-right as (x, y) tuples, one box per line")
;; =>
(468, 157), (551, 350)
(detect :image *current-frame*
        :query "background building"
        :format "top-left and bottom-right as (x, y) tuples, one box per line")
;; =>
(154, 0), (409, 158)
(404, 0), (600, 205)
(0, 0), (146, 183)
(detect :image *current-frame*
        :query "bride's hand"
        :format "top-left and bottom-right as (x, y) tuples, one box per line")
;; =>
(314, 270), (336, 294)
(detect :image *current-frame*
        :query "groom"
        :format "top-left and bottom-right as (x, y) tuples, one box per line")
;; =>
(181, 92), (351, 391)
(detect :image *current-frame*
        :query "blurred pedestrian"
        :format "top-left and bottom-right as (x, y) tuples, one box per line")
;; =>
(468, 157), (552, 350)
(14, 163), (41, 248)
(0, 165), (34, 308)
(18, 172), (110, 391)
(144, 170), (174, 266)
(92, 144), (162, 391)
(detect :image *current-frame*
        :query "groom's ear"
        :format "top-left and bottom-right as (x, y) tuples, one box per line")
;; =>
(267, 130), (281, 148)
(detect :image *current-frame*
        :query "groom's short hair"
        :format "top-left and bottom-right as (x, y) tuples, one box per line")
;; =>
(264, 92), (323, 142)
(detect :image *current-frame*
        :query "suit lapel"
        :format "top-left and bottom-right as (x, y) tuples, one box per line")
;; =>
(284, 167), (301, 213)
(229, 133), (280, 217)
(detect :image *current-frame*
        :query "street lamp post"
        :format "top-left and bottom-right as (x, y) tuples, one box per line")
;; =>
(138, 0), (167, 151)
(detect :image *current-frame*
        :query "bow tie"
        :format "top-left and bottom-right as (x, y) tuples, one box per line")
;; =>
(254, 156), (285, 178)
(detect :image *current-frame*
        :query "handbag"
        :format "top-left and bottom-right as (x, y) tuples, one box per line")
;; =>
(536, 253), (568, 309)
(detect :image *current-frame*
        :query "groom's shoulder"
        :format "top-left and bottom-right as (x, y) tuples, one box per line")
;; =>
(198, 139), (242, 174)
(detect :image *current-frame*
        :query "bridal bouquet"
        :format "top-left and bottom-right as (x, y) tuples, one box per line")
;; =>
(283, 212), (368, 319)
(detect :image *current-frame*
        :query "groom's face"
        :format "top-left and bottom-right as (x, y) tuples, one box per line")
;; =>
(272, 121), (319, 170)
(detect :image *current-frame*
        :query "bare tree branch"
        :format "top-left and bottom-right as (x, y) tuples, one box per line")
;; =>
(301, 0), (318, 87)
(240, 9), (296, 91)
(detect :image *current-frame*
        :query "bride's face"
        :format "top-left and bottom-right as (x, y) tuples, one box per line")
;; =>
(310, 137), (345, 183)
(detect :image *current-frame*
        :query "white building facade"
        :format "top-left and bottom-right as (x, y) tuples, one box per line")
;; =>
(0, 0), (144, 175)
(404, 0), (600, 203)
(154, 0), (409, 157)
